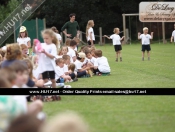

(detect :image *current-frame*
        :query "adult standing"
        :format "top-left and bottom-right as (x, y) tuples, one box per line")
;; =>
(61, 13), (80, 39)
(171, 24), (175, 43)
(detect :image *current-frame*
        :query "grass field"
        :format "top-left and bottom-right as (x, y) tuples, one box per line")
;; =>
(44, 43), (175, 132)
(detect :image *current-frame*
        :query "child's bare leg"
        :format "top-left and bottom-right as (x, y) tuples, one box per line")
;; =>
(44, 79), (49, 83)
(147, 51), (150, 60)
(116, 52), (118, 62)
(119, 51), (122, 61)
(51, 79), (56, 88)
(142, 51), (145, 61)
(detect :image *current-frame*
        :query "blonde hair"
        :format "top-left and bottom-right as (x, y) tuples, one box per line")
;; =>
(42, 29), (60, 52)
(5, 43), (22, 60)
(42, 111), (89, 132)
(65, 38), (71, 46)
(143, 27), (148, 31)
(113, 28), (119, 34)
(31, 55), (38, 70)
(86, 20), (94, 38)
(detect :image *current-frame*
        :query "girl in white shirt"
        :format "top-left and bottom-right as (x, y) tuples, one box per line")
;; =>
(138, 27), (153, 61)
(86, 20), (95, 46)
(51, 26), (62, 48)
(33, 29), (59, 88)
(171, 24), (175, 43)
(104, 28), (125, 62)
(17, 26), (31, 55)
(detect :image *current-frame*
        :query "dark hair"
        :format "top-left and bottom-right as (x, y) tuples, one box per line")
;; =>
(70, 40), (77, 47)
(69, 13), (76, 18)
(94, 49), (102, 57)
(9, 60), (28, 73)
(51, 26), (59, 33)
(6, 114), (43, 132)
(18, 30), (28, 38)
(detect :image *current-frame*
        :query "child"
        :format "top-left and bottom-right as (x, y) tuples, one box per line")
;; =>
(1, 43), (23, 68)
(73, 37), (80, 51)
(55, 58), (72, 83)
(86, 20), (95, 46)
(74, 52), (90, 78)
(56, 46), (69, 59)
(85, 50), (98, 74)
(17, 26), (31, 55)
(0, 68), (16, 88)
(171, 24), (175, 43)
(63, 55), (78, 81)
(51, 26), (62, 44)
(33, 29), (59, 88)
(67, 40), (77, 62)
(23, 58), (44, 88)
(65, 38), (71, 46)
(94, 50), (111, 75)
(20, 44), (28, 59)
(138, 27), (153, 61)
(42, 111), (89, 132)
(104, 28), (125, 62)
(9, 61), (29, 88)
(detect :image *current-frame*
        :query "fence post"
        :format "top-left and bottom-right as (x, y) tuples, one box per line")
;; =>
(80, 31), (82, 41)
(64, 29), (67, 43)
(60, 32), (64, 46)
(122, 14), (126, 44)
(36, 17), (38, 39)
(162, 22), (166, 44)
(99, 27), (102, 45)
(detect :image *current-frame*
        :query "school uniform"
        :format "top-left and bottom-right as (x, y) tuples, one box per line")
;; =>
(96, 56), (110, 73)
(67, 47), (76, 63)
(74, 60), (87, 78)
(172, 30), (175, 43)
(139, 34), (152, 51)
(37, 43), (58, 80)
(110, 34), (122, 52)
(87, 27), (95, 45)
(17, 37), (31, 55)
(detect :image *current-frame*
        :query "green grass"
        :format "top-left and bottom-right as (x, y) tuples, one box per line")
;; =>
(68, 43), (175, 88)
(43, 43), (175, 132)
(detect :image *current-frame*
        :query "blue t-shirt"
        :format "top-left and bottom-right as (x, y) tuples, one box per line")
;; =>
(1, 60), (19, 68)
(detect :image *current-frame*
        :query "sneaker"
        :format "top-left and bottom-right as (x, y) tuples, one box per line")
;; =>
(44, 81), (52, 87)
(73, 78), (78, 82)
(142, 57), (144, 61)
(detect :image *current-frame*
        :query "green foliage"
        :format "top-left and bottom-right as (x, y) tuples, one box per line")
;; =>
(67, 43), (175, 88)
(32, 0), (144, 35)
(0, 0), (20, 23)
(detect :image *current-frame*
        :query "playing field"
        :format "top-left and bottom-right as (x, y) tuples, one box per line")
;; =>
(43, 43), (175, 132)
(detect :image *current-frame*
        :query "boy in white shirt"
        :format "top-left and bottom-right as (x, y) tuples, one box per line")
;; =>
(94, 50), (111, 75)
(55, 58), (72, 83)
(67, 40), (77, 62)
(104, 28), (124, 62)
(138, 27), (154, 61)
(171, 24), (175, 43)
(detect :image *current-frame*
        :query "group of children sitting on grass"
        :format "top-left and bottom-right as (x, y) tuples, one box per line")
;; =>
(0, 27), (111, 101)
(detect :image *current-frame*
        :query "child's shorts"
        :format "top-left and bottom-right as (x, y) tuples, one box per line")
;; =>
(42, 71), (55, 80)
(77, 70), (87, 78)
(142, 45), (151, 52)
(114, 45), (122, 52)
